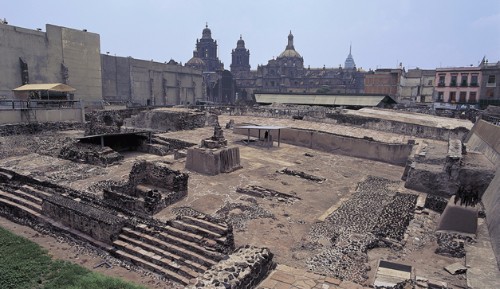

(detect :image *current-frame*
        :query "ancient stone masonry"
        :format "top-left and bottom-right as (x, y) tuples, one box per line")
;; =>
(59, 142), (124, 166)
(186, 122), (242, 175)
(424, 195), (448, 214)
(124, 109), (207, 132)
(277, 168), (326, 183)
(189, 245), (276, 289)
(214, 202), (275, 232)
(104, 161), (188, 215)
(305, 176), (417, 283)
(42, 194), (125, 244)
(0, 122), (84, 137)
(236, 185), (301, 203)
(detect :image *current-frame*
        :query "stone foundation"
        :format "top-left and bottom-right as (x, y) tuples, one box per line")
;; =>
(42, 194), (125, 244)
(190, 245), (275, 289)
(103, 161), (188, 214)
(185, 146), (241, 175)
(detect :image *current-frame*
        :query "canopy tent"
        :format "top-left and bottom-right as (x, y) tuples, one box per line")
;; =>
(235, 125), (287, 147)
(12, 83), (76, 100)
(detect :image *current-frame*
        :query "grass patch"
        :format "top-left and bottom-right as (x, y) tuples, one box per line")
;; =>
(0, 226), (146, 289)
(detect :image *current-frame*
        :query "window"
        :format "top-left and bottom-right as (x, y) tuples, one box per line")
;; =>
(427, 79), (433, 86)
(459, 91), (467, 103)
(469, 92), (477, 103)
(450, 74), (457, 86)
(460, 74), (468, 86)
(486, 88), (494, 98)
(487, 75), (496, 87)
(438, 75), (445, 86)
(471, 74), (478, 86)
(449, 91), (456, 102)
(437, 91), (444, 101)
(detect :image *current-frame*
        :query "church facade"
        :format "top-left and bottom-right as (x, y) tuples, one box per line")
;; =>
(230, 32), (366, 102)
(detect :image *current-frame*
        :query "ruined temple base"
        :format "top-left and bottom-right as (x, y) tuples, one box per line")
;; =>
(185, 146), (241, 176)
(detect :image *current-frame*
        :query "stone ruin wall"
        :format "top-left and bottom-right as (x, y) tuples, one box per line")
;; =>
(190, 245), (275, 289)
(124, 109), (207, 132)
(128, 161), (188, 193)
(233, 126), (413, 166)
(0, 122), (84, 136)
(185, 146), (242, 175)
(42, 194), (125, 244)
(319, 112), (471, 141)
(84, 108), (147, 136)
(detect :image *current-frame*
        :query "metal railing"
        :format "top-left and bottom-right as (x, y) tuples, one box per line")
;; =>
(0, 99), (82, 110)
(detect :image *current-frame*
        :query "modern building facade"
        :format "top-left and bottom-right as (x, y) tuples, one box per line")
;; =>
(479, 60), (500, 107)
(400, 69), (436, 103)
(364, 68), (404, 101)
(434, 67), (482, 104)
(101, 55), (203, 106)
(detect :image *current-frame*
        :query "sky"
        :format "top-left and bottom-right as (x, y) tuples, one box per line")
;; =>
(2, 0), (500, 71)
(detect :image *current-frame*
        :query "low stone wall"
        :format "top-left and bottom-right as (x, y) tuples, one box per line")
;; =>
(185, 146), (241, 175)
(190, 245), (275, 289)
(0, 122), (84, 136)
(233, 127), (412, 166)
(308, 112), (471, 141)
(42, 194), (125, 244)
(59, 142), (124, 166)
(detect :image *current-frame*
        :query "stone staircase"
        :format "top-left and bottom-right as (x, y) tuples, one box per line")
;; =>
(0, 183), (48, 220)
(112, 216), (231, 286)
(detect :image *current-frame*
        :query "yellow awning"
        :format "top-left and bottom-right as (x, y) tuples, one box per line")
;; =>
(12, 83), (76, 92)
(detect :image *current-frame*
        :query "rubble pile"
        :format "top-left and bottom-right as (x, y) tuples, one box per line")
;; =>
(59, 142), (124, 166)
(424, 194), (448, 213)
(190, 245), (275, 289)
(305, 177), (417, 283)
(277, 168), (326, 183)
(236, 185), (300, 203)
(213, 202), (275, 231)
(435, 233), (475, 258)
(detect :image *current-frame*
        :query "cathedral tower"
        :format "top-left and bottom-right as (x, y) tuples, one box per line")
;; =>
(230, 35), (250, 73)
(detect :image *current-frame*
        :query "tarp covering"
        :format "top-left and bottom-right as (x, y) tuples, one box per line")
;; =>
(255, 93), (396, 107)
(12, 83), (76, 92)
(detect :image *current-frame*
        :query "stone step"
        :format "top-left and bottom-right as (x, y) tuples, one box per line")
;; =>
(134, 225), (224, 261)
(111, 247), (190, 286)
(0, 190), (41, 213)
(181, 216), (228, 236)
(121, 227), (217, 268)
(0, 197), (42, 219)
(19, 185), (53, 199)
(170, 220), (223, 241)
(13, 189), (43, 205)
(162, 224), (204, 243)
(116, 235), (204, 277)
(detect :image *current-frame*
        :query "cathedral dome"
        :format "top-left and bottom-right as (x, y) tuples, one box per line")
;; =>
(186, 50), (205, 69)
(278, 31), (302, 59)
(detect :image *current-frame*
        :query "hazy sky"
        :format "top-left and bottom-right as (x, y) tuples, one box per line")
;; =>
(3, 0), (500, 71)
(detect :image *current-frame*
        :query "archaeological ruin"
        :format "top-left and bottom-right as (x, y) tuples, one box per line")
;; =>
(0, 105), (499, 289)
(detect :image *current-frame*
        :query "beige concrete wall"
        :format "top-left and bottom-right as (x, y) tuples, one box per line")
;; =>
(233, 127), (412, 166)
(0, 24), (102, 106)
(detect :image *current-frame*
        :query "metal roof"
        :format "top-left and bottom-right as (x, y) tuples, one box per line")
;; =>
(255, 93), (396, 107)
(12, 83), (76, 92)
(235, 125), (287, 130)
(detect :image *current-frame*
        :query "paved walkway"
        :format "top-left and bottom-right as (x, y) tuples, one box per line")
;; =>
(258, 264), (370, 289)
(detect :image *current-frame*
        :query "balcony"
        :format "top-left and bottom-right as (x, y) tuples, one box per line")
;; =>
(460, 82), (468, 87)
(470, 82), (478, 87)
(450, 81), (457, 87)
(438, 82), (445, 87)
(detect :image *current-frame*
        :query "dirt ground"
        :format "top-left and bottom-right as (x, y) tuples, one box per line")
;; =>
(0, 114), (468, 288)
